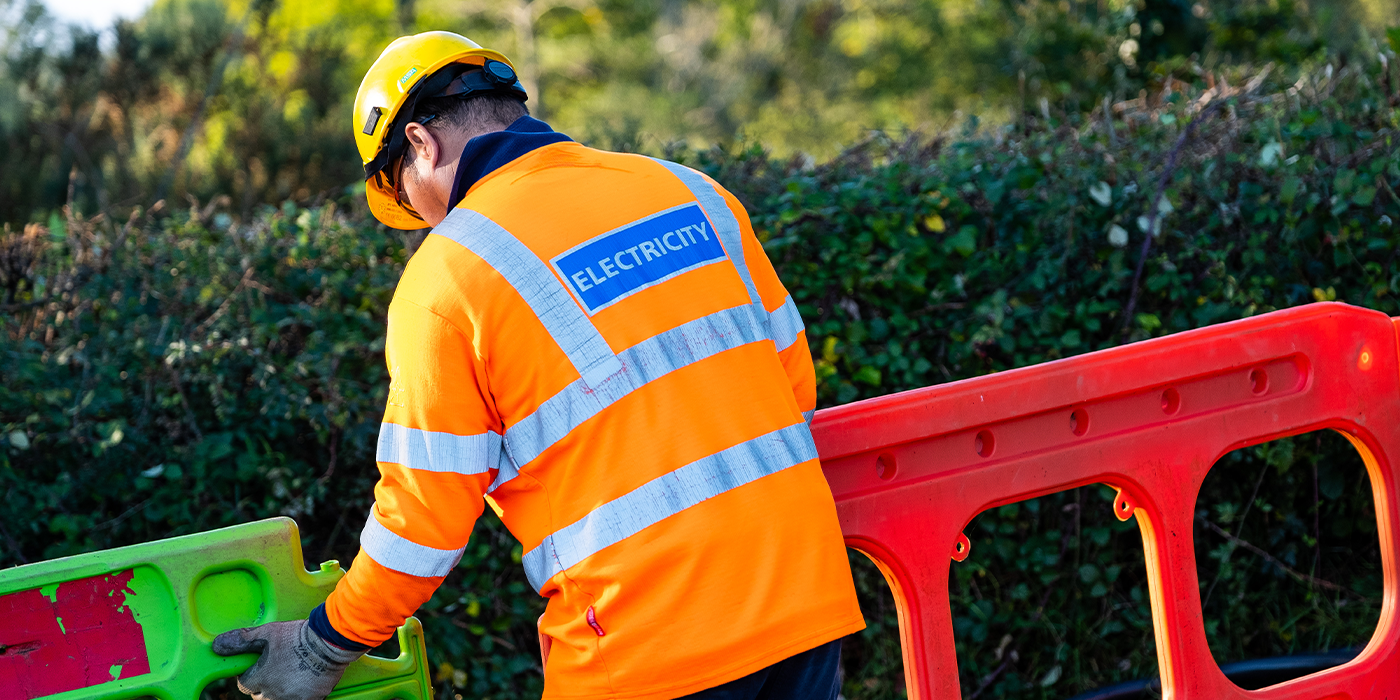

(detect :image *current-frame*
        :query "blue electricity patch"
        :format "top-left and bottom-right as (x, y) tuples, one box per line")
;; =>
(551, 203), (727, 314)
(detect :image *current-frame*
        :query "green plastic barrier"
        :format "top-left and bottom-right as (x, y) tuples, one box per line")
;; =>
(0, 517), (431, 700)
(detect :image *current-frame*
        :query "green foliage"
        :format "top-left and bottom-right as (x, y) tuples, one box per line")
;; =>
(0, 0), (390, 226)
(706, 59), (1400, 411)
(946, 487), (1157, 699)
(4, 56), (1400, 700)
(0, 202), (398, 560)
(1197, 433), (1381, 663)
(4, 0), (1397, 227)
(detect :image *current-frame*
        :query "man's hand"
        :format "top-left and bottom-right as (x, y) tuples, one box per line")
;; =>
(212, 619), (365, 700)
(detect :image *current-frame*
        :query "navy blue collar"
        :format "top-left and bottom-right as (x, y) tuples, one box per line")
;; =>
(447, 115), (573, 209)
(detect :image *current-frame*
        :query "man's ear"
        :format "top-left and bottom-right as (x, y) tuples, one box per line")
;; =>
(403, 122), (440, 170)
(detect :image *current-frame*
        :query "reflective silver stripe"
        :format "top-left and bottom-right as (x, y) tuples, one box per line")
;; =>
(376, 422), (502, 475)
(489, 453), (520, 492)
(434, 208), (622, 387)
(522, 422), (818, 590)
(360, 512), (464, 578)
(499, 303), (768, 480)
(769, 295), (804, 352)
(803, 409), (815, 425)
(650, 159), (765, 310)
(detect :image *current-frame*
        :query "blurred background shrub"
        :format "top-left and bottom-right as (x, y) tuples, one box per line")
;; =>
(2, 0), (1397, 227)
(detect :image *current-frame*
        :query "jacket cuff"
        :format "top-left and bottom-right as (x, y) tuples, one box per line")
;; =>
(309, 603), (372, 652)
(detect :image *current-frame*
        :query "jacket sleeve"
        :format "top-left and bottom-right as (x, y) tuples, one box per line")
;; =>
(711, 178), (817, 423)
(323, 298), (502, 647)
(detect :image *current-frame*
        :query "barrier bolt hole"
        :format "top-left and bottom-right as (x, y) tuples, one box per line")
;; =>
(1250, 367), (1269, 394)
(951, 531), (972, 562)
(1358, 348), (1374, 371)
(1161, 388), (1181, 415)
(975, 430), (995, 458)
(1112, 489), (1136, 521)
(875, 453), (897, 481)
(1070, 408), (1089, 436)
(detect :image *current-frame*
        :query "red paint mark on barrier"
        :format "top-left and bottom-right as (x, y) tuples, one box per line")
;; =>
(0, 570), (150, 699)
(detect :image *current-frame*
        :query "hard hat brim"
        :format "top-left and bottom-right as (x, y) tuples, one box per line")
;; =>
(365, 173), (429, 230)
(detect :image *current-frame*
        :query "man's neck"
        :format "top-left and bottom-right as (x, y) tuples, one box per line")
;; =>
(444, 116), (574, 212)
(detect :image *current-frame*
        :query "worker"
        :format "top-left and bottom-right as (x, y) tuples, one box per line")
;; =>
(213, 31), (864, 700)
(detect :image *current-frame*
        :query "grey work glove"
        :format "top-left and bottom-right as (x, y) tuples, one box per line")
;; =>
(212, 619), (365, 700)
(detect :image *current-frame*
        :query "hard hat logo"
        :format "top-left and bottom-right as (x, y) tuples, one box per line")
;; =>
(352, 31), (518, 229)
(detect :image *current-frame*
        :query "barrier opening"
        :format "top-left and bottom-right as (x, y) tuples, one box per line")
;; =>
(1194, 429), (1382, 689)
(368, 631), (402, 659)
(950, 486), (1157, 699)
(844, 551), (908, 699)
(201, 679), (237, 700)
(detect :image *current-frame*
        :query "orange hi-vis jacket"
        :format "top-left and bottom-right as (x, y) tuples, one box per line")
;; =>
(325, 123), (864, 699)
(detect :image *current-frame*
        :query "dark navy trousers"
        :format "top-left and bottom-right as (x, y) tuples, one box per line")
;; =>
(678, 639), (843, 700)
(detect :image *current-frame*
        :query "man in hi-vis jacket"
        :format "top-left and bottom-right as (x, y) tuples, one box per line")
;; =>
(214, 31), (864, 700)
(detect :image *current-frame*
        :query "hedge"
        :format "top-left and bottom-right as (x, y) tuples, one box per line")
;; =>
(2, 58), (1398, 699)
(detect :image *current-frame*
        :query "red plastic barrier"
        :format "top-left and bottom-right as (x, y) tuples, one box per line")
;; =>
(813, 302), (1399, 700)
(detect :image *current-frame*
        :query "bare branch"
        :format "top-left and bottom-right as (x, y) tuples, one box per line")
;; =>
(1197, 517), (1367, 598)
(1120, 64), (1273, 338)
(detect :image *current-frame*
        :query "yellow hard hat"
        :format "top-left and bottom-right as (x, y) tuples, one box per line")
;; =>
(354, 31), (519, 228)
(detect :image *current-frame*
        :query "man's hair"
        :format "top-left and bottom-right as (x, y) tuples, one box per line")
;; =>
(400, 92), (527, 173)
(412, 93), (528, 137)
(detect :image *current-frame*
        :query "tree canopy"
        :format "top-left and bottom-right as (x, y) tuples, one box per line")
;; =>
(1, 0), (1396, 226)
